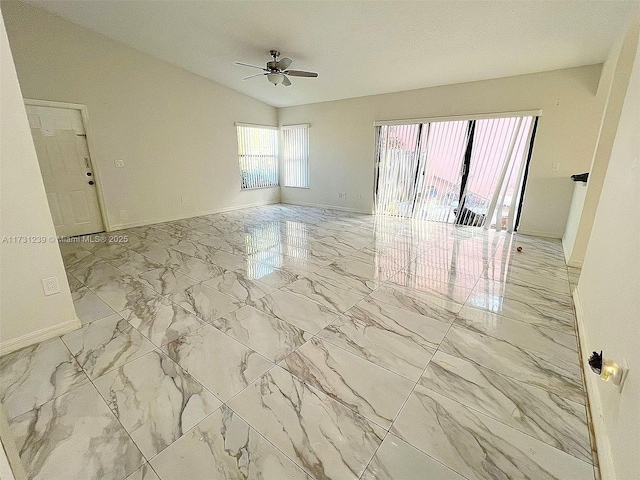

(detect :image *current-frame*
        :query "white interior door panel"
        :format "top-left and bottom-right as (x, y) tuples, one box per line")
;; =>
(26, 105), (103, 237)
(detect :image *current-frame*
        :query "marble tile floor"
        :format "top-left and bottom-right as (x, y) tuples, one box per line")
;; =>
(0, 204), (596, 480)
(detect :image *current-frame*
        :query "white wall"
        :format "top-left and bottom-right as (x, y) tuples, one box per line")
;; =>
(562, 181), (588, 266)
(575, 23), (639, 479)
(0, 9), (79, 353)
(278, 65), (607, 237)
(1, 1), (279, 230)
(563, 17), (639, 265)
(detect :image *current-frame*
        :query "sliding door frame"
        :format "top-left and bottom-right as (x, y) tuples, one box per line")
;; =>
(455, 120), (476, 225)
(408, 123), (428, 216)
(374, 110), (541, 228)
(514, 117), (539, 231)
(374, 109), (542, 127)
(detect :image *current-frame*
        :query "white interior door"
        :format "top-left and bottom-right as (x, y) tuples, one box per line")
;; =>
(26, 104), (104, 237)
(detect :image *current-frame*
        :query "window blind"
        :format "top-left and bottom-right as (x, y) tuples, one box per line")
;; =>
(236, 124), (279, 189)
(374, 114), (537, 231)
(282, 124), (310, 188)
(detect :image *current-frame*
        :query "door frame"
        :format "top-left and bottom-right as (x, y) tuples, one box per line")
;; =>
(24, 98), (111, 232)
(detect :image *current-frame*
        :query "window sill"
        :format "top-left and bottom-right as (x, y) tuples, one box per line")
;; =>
(282, 186), (310, 190)
(240, 185), (279, 191)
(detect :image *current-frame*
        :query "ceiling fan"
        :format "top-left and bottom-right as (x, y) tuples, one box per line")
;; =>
(235, 50), (318, 86)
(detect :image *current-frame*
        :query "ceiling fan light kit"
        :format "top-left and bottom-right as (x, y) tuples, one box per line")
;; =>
(235, 50), (318, 87)
(267, 73), (284, 85)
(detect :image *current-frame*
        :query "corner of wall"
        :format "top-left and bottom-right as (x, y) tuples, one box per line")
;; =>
(573, 287), (615, 479)
(569, 16), (640, 266)
(561, 235), (572, 263)
(1, 7), (79, 353)
(574, 12), (640, 477)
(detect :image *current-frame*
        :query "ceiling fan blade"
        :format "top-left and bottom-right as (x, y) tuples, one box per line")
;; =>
(284, 70), (318, 78)
(235, 61), (267, 71)
(242, 72), (266, 80)
(282, 75), (291, 86)
(276, 57), (292, 70)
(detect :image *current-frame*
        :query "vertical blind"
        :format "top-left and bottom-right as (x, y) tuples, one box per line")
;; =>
(414, 120), (470, 223)
(374, 122), (469, 221)
(282, 124), (310, 188)
(468, 116), (535, 232)
(374, 114), (538, 232)
(374, 124), (423, 218)
(236, 124), (279, 189)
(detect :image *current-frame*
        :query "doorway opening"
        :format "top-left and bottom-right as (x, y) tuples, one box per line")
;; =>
(374, 114), (538, 232)
(25, 100), (106, 238)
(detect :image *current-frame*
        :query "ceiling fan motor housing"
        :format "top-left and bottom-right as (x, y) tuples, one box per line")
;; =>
(267, 50), (281, 71)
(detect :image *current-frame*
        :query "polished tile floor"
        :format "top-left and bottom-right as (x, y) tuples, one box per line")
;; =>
(0, 205), (593, 480)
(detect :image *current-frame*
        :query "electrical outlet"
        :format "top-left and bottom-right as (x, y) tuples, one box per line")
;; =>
(552, 163), (560, 171)
(115, 159), (125, 168)
(181, 196), (186, 204)
(338, 192), (347, 199)
(42, 276), (60, 296)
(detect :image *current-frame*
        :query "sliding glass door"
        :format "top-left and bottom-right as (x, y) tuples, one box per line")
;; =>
(374, 114), (538, 231)
(374, 124), (424, 218)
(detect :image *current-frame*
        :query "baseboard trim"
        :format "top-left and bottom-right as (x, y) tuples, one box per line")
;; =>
(108, 199), (280, 231)
(280, 200), (372, 215)
(561, 237), (584, 268)
(0, 318), (81, 356)
(573, 287), (615, 479)
(516, 228), (563, 239)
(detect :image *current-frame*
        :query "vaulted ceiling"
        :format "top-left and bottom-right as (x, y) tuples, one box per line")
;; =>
(26, 0), (637, 107)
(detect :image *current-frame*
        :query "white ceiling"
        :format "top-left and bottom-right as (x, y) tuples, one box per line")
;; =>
(27, 0), (637, 108)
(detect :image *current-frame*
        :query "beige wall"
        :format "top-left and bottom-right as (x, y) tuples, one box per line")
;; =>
(563, 17), (639, 265)
(576, 23), (639, 479)
(0, 9), (79, 353)
(278, 65), (606, 238)
(561, 181), (588, 264)
(1, 1), (279, 231)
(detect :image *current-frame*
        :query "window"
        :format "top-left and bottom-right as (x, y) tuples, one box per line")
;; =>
(282, 124), (309, 188)
(236, 124), (279, 189)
